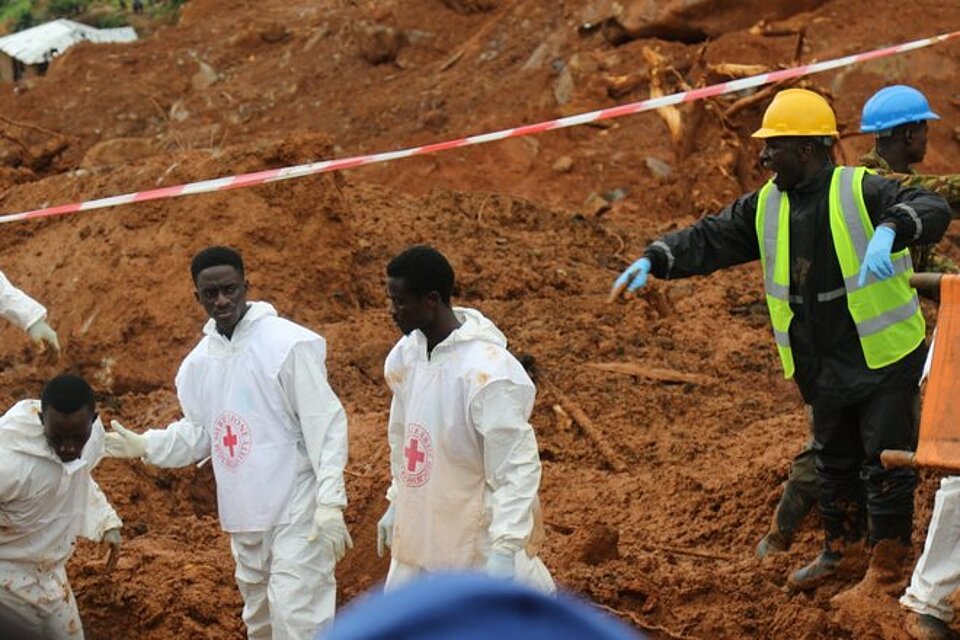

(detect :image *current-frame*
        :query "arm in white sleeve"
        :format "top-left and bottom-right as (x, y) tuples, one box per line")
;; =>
(0, 271), (47, 331)
(0, 451), (26, 529)
(385, 394), (405, 502)
(279, 339), (347, 508)
(81, 477), (123, 542)
(143, 416), (211, 468)
(471, 379), (541, 554)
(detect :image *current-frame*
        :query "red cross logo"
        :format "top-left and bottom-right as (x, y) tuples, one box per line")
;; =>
(400, 424), (433, 487)
(213, 411), (252, 471)
(404, 438), (425, 472)
(223, 425), (238, 457)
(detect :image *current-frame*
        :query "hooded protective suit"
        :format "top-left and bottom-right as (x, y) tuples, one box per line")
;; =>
(383, 307), (554, 592)
(139, 301), (348, 639)
(0, 400), (121, 640)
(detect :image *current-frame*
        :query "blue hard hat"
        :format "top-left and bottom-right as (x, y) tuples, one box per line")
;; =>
(318, 573), (645, 640)
(860, 85), (940, 133)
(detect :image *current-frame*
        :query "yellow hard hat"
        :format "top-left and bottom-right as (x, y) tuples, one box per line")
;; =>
(752, 88), (839, 138)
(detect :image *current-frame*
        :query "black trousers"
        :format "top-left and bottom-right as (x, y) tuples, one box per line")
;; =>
(811, 383), (919, 546)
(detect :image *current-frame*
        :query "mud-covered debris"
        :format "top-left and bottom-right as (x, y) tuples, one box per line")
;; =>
(191, 61), (220, 91)
(608, 0), (828, 44)
(579, 524), (620, 565)
(357, 23), (406, 65)
(442, 0), (498, 14)
(554, 66), (575, 106)
(552, 156), (574, 173)
(259, 23), (291, 44)
(645, 156), (673, 179)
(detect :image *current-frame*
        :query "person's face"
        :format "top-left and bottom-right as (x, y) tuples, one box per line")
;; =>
(386, 277), (437, 335)
(194, 265), (248, 334)
(759, 137), (811, 191)
(905, 121), (929, 165)
(41, 406), (95, 463)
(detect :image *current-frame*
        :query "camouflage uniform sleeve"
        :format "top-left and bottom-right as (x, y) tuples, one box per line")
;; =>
(895, 173), (960, 217)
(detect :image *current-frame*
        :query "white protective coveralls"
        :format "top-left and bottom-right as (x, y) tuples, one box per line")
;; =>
(0, 400), (121, 640)
(900, 476), (960, 623)
(899, 339), (960, 624)
(141, 302), (348, 640)
(0, 270), (48, 333)
(383, 307), (555, 592)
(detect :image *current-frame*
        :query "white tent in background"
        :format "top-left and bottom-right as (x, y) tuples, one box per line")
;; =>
(0, 19), (137, 82)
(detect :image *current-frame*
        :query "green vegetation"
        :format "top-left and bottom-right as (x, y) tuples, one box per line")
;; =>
(0, 1), (188, 34)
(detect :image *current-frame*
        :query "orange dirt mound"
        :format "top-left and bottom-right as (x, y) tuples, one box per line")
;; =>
(0, 0), (956, 638)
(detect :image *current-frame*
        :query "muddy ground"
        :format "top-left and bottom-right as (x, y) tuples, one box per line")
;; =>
(0, 0), (958, 638)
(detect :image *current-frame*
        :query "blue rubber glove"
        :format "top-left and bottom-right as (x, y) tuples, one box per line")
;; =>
(857, 225), (897, 287)
(610, 257), (652, 301)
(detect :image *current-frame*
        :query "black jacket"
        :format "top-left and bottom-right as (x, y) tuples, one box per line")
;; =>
(643, 162), (951, 405)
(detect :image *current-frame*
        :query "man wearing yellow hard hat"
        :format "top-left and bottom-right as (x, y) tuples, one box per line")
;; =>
(610, 88), (951, 600)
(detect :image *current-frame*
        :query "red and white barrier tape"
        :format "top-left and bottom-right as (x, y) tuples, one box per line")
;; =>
(3, 29), (958, 225)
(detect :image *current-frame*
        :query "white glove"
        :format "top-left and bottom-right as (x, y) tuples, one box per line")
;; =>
(377, 502), (396, 558)
(101, 528), (121, 572)
(485, 549), (516, 580)
(26, 319), (60, 354)
(307, 505), (353, 562)
(104, 420), (147, 459)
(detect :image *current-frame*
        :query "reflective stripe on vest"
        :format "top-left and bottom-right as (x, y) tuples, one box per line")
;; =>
(756, 166), (925, 378)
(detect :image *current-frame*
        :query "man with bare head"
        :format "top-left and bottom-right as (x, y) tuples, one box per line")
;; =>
(0, 374), (122, 640)
(104, 245), (351, 639)
(377, 245), (554, 592)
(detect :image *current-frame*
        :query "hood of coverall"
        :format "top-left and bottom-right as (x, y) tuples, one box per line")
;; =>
(400, 307), (509, 358)
(446, 307), (508, 348)
(201, 300), (277, 339)
(0, 399), (105, 475)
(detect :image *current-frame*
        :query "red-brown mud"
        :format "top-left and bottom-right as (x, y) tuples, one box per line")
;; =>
(0, 1), (957, 637)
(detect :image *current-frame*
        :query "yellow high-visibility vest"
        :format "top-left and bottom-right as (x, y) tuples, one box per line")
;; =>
(755, 166), (924, 378)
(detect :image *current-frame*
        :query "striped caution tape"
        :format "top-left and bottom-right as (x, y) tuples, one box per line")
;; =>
(3, 29), (958, 224)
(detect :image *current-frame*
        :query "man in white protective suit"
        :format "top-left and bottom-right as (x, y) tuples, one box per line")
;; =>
(377, 245), (555, 592)
(103, 246), (352, 639)
(0, 270), (60, 355)
(0, 374), (122, 640)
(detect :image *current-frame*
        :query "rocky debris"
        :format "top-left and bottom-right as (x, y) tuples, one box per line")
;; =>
(644, 156), (673, 179)
(442, 0), (498, 13)
(81, 138), (158, 169)
(191, 61), (221, 91)
(552, 156), (574, 173)
(357, 23), (406, 65)
(577, 524), (621, 565)
(599, 0), (829, 44)
(259, 23), (291, 44)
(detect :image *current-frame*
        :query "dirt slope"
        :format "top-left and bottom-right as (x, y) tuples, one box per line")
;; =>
(0, 0), (957, 638)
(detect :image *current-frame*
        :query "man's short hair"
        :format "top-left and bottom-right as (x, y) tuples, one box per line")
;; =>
(190, 246), (245, 283)
(387, 245), (456, 305)
(41, 374), (95, 414)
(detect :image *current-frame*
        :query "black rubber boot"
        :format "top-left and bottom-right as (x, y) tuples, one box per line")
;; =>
(786, 539), (867, 593)
(906, 613), (960, 640)
(788, 549), (841, 592)
(756, 530), (789, 559)
(757, 474), (819, 559)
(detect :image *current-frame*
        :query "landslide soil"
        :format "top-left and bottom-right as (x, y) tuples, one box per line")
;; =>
(0, 0), (958, 638)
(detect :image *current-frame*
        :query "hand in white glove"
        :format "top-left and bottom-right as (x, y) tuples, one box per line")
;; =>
(26, 319), (60, 355)
(307, 505), (353, 562)
(101, 528), (121, 572)
(377, 502), (396, 558)
(104, 420), (147, 459)
(484, 549), (516, 580)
